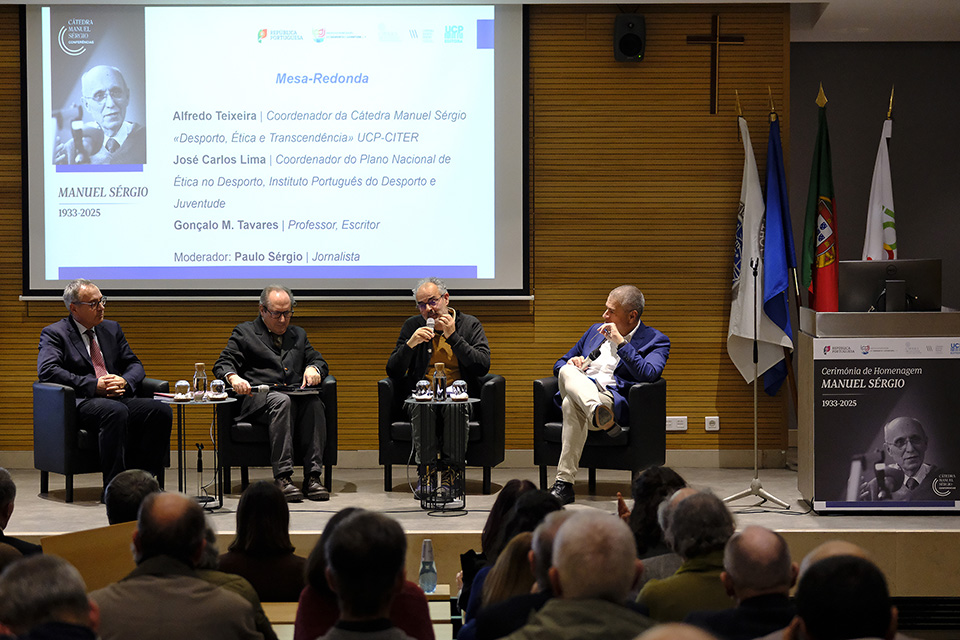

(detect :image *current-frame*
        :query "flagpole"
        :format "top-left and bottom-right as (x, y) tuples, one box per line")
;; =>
(887, 85), (895, 120)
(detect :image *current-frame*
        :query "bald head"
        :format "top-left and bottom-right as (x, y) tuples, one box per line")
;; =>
(722, 526), (796, 600)
(135, 492), (206, 567)
(798, 540), (871, 578)
(635, 623), (718, 640)
(81, 66), (130, 137)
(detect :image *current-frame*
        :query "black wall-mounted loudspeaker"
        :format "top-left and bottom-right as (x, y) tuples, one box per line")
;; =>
(614, 14), (646, 62)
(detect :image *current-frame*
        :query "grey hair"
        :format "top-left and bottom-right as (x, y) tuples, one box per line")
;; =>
(661, 489), (735, 559)
(260, 284), (296, 308)
(723, 526), (793, 592)
(196, 523), (221, 571)
(609, 285), (645, 317)
(0, 555), (90, 635)
(551, 510), (638, 601)
(62, 279), (95, 310)
(412, 277), (448, 299)
(531, 510), (573, 590)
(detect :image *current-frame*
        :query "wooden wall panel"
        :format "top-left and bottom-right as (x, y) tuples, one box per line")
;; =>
(0, 5), (790, 458)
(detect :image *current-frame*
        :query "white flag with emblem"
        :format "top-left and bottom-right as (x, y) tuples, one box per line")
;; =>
(727, 117), (792, 383)
(862, 119), (896, 260)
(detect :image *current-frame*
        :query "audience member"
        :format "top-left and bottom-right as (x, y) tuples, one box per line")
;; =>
(0, 544), (20, 574)
(459, 480), (537, 616)
(196, 524), (278, 640)
(617, 466), (687, 588)
(637, 489), (735, 622)
(90, 492), (262, 640)
(501, 510), (653, 640)
(219, 480), (306, 602)
(103, 468), (159, 525)
(295, 508), (433, 640)
(685, 526), (797, 640)
(786, 555), (897, 640)
(0, 468), (41, 556)
(797, 540), (870, 577)
(481, 532), (535, 609)
(320, 511), (415, 640)
(0, 555), (97, 640)
(635, 623), (719, 640)
(472, 511), (573, 640)
(463, 491), (561, 623)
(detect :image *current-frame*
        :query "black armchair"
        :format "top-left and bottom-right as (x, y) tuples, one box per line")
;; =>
(533, 376), (666, 493)
(33, 378), (169, 503)
(378, 373), (505, 494)
(216, 375), (338, 495)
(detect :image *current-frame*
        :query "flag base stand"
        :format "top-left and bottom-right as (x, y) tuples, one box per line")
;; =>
(724, 257), (790, 510)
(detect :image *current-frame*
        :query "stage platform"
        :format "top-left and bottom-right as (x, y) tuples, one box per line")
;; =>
(5, 464), (960, 598)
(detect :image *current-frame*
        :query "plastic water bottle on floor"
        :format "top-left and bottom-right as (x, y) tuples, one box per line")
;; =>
(418, 539), (438, 594)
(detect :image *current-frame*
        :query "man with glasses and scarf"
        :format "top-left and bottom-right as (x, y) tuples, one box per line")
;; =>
(37, 279), (171, 487)
(386, 277), (490, 499)
(54, 65), (146, 165)
(215, 284), (330, 502)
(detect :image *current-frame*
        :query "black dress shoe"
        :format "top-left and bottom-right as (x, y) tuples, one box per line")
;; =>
(549, 479), (575, 506)
(275, 475), (304, 503)
(303, 474), (330, 501)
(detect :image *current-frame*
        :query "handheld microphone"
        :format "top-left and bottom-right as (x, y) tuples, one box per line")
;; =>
(580, 346), (602, 370)
(251, 384), (270, 394)
(426, 317), (437, 334)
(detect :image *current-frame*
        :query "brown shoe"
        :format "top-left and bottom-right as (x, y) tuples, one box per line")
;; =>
(303, 474), (330, 501)
(275, 475), (303, 503)
(592, 404), (615, 430)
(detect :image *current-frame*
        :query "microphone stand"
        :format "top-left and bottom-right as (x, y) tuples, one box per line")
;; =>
(724, 258), (790, 509)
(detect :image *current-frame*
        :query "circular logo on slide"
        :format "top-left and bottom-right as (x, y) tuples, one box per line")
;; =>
(932, 474), (956, 498)
(58, 25), (86, 56)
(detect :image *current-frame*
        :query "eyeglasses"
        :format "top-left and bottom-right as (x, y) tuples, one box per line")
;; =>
(887, 435), (926, 451)
(262, 307), (293, 320)
(416, 296), (443, 311)
(73, 297), (106, 309)
(84, 88), (126, 104)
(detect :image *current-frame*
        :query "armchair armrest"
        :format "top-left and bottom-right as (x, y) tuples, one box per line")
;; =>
(138, 377), (169, 397)
(33, 382), (79, 469)
(533, 377), (560, 441)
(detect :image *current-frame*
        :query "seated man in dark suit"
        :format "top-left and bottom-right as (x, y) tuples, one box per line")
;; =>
(0, 468), (41, 556)
(214, 284), (330, 503)
(37, 279), (171, 487)
(549, 285), (670, 505)
(685, 526), (797, 640)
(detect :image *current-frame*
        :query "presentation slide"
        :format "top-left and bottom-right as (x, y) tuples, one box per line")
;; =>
(27, 5), (525, 296)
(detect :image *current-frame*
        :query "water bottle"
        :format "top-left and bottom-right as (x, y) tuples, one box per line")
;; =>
(193, 363), (208, 401)
(433, 363), (447, 402)
(418, 538), (438, 593)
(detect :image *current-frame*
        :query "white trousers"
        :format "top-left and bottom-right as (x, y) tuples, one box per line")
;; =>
(556, 364), (614, 484)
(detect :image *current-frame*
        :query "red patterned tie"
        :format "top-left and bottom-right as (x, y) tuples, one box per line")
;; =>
(86, 329), (108, 378)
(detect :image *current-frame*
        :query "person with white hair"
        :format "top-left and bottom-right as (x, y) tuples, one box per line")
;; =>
(501, 510), (653, 640)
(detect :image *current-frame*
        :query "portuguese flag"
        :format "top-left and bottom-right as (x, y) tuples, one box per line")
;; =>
(801, 97), (839, 311)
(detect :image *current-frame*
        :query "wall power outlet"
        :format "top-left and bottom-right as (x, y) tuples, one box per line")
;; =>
(705, 416), (720, 431)
(665, 416), (687, 432)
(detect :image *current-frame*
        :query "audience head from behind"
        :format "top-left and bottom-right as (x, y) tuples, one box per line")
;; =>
(789, 555), (896, 640)
(305, 506), (362, 598)
(481, 479), (536, 558)
(658, 488), (734, 561)
(797, 539), (871, 578)
(628, 465), (687, 557)
(481, 531), (535, 609)
(133, 492), (206, 568)
(634, 622), (719, 640)
(196, 524), (221, 571)
(0, 555), (97, 637)
(530, 510), (573, 593)
(490, 489), (562, 563)
(104, 469), (160, 525)
(324, 511), (407, 621)
(550, 510), (641, 602)
(0, 467), (16, 530)
(228, 479), (295, 556)
(721, 525), (797, 603)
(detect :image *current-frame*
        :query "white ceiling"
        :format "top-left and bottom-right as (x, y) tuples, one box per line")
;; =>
(790, 0), (960, 42)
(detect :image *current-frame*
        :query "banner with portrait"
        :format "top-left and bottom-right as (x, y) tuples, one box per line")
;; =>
(812, 337), (960, 511)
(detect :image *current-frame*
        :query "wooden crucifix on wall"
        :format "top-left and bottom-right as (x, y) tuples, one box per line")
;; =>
(686, 15), (745, 115)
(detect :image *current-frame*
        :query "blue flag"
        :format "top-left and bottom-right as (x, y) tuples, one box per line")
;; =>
(761, 116), (797, 396)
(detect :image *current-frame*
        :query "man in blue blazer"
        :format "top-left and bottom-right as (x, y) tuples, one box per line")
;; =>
(37, 279), (171, 487)
(549, 285), (669, 505)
